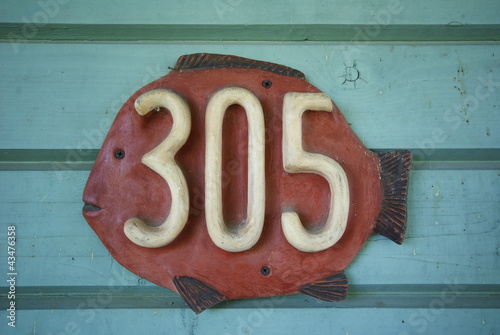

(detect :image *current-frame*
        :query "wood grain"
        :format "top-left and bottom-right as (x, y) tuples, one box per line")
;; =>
(0, 0), (498, 332)
(1, 44), (498, 151)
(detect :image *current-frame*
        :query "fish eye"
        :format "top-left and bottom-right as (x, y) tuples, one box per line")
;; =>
(114, 149), (125, 159)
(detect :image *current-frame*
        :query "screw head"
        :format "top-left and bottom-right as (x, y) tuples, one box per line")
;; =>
(262, 80), (272, 88)
(260, 266), (271, 276)
(114, 149), (125, 159)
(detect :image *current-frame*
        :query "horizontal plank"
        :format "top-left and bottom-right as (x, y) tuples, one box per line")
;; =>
(2, 24), (500, 42)
(1, 285), (499, 310)
(1, 308), (498, 335)
(2, 149), (500, 171)
(0, 43), (499, 150)
(0, 168), (498, 287)
(1, 0), (499, 25)
(0, 149), (96, 171)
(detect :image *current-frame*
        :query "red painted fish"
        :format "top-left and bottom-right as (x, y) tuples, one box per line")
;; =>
(82, 53), (411, 313)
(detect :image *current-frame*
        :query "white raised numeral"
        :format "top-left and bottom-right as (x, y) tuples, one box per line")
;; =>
(124, 89), (191, 248)
(282, 92), (350, 252)
(124, 88), (348, 252)
(205, 87), (266, 252)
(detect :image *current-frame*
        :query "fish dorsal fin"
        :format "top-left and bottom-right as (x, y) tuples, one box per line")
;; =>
(174, 53), (305, 79)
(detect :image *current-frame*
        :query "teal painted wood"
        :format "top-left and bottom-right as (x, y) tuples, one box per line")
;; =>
(0, 0), (499, 333)
(2, 149), (500, 172)
(0, 169), (498, 288)
(1, 0), (499, 25)
(4, 284), (500, 310)
(1, 308), (499, 335)
(0, 43), (499, 151)
(2, 23), (500, 42)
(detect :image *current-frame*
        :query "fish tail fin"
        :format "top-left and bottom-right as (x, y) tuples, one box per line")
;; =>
(375, 150), (412, 244)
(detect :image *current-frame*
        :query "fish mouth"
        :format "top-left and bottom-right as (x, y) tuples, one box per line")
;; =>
(82, 202), (102, 212)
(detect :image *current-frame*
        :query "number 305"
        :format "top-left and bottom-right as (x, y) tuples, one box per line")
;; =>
(124, 88), (349, 253)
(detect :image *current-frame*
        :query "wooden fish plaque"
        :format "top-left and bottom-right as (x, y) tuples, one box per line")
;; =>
(82, 53), (412, 313)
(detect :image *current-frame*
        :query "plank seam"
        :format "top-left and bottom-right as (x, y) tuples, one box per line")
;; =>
(1, 24), (500, 42)
(2, 285), (499, 310)
(2, 149), (500, 171)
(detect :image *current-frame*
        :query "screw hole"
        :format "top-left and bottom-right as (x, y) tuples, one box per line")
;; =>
(260, 266), (270, 276)
(114, 149), (125, 159)
(262, 80), (272, 88)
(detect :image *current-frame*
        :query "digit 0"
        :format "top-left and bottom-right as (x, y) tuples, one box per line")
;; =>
(205, 87), (266, 252)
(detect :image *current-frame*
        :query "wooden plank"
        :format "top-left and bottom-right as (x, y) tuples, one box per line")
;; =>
(0, 149), (96, 171)
(1, 0), (499, 25)
(0, 169), (498, 287)
(1, 149), (499, 171)
(0, 43), (499, 151)
(2, 23), (500, 42)
(2, 285), (499, 310)
(0, 0), (497, 332)
(1, 308), (498, 334)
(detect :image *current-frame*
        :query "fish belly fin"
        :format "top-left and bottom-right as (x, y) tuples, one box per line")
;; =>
(173, 276), (228, 314)
(300, 272), (348, 302)
(375, 150), (412, 244)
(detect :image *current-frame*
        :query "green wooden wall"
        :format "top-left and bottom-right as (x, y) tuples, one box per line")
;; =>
(1, 0), (499, 334)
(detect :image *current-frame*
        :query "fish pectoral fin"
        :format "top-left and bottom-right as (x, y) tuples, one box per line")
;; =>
(375, 150), (412, 244)
(173, 276), (228, 314)
(300, 272), (348, 302)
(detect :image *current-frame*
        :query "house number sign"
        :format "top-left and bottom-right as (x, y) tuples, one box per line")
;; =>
(82, 54), (411, 313)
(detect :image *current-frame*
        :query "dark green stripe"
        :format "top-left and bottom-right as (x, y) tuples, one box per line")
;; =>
(1, 23), (500, 42)
(0, 149), (98, 171)
(1, 149), (500, 171)
(1, 284), (499, 310)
